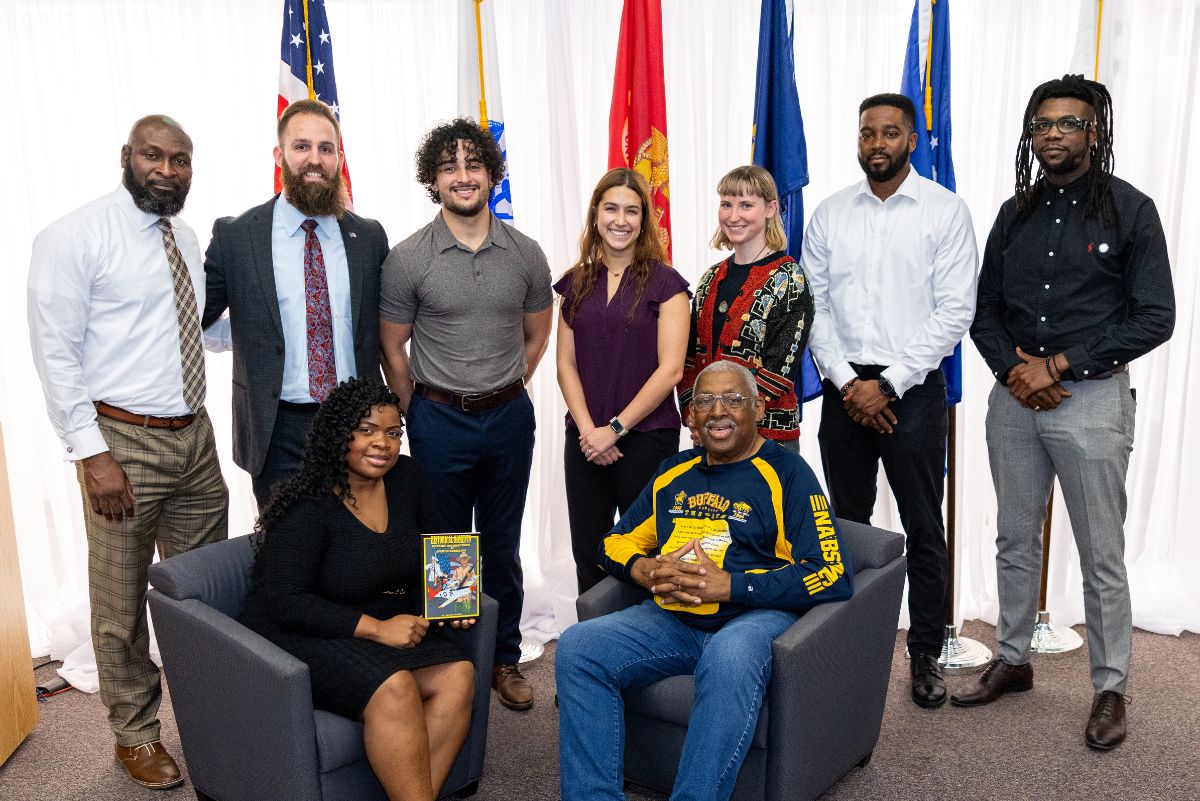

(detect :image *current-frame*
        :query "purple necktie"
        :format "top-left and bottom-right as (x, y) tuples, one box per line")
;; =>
(301, 219), (336, 402)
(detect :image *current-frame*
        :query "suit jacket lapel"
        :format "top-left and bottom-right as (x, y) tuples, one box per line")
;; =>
(338, 213), (365, 341)
(253, 196), (286, 342)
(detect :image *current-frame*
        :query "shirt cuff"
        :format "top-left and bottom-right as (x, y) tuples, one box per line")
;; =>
(881, 365), (919, 399)
(727, 572), (750, 605)
(826, 363), (858, 392)
(994, 354), (1023, 385)
(63, 425), (109, 461)
(1061, 344), (1093, 380)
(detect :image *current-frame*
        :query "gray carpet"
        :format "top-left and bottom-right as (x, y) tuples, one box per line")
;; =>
(2, 622), (1198, 801)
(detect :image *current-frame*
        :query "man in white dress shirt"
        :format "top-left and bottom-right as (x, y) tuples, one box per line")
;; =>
(801, 93), (978, 709)
(28, 115), (228, 789)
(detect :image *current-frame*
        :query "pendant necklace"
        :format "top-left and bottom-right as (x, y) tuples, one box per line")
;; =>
(718, 244), (769, 314)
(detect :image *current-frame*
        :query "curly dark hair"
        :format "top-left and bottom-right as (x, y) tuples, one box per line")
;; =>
(252, 377), (402, 566)
(1014, 74), (1115, 225)
(415, 117), (506, 204)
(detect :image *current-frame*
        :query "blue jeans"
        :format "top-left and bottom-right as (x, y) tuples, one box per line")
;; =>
(556, 599), (797, 801)
(407, 390), (536, 665)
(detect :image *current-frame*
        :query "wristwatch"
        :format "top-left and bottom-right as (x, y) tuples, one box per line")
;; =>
(609, 417), (629, 437)
(877, 377), (898, 400)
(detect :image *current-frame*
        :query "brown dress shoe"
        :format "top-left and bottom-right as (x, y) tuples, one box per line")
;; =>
(950, 658), (1033, 707)
(492, 663), (534, 710)
(115, 741), (184, 789)
(1085, 691), (1128, 750)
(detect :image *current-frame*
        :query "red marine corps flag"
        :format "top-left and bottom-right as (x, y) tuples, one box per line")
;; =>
(608, 0), (671, 256)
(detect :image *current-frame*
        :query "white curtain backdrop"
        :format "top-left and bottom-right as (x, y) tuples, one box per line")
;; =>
(4, 0), (1196, 689)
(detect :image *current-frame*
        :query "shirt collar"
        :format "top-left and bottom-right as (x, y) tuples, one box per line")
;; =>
(277, 194), (338, 239)
(115, 184), (168, 233)
(1037, 172), (1090, 198)
(431, 210), (508, 253)
(853, 164), (923, 204)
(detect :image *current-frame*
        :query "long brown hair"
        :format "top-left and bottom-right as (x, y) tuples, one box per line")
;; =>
(561, 168), (669, 323)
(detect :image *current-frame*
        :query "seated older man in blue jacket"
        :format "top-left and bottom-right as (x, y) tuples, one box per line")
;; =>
(556, 360), (854, 801)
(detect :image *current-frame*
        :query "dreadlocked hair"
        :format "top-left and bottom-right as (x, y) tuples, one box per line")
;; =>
(251, 376), (402, 572)
(1014, 74), (1115, 225)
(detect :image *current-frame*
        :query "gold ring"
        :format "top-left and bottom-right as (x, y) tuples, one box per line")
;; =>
(1034, 405), (1042, 411)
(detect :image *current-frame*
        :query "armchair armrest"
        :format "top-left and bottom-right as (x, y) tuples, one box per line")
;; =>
(763, 557), (908, 801)
(576, 576), (648, 622)
(148, 590), (323, 801)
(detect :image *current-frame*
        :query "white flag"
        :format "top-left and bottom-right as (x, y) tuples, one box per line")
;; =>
(1070, 0), (1130, 83)
(458, 0), (513, 222)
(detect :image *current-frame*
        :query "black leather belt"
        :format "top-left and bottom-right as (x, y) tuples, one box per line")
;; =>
(278, 400), (320, 412)
(414, 380), (523, 414)
(849, 363), (887, 380)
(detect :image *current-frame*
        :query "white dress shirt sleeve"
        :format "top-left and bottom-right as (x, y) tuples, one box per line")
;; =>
(880, 199), (979, 397)
(203, 316), (233, 352)
(27, 226), (109, 460)
(802, 201), (858, 391)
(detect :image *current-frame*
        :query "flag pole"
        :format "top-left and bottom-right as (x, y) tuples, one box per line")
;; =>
(1030, 487), (1084, 653)
(938, 405), (992, 671)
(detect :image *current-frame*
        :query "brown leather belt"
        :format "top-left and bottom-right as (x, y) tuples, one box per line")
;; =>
(95, 401), (195, 430)
(414, 380), (523, 414)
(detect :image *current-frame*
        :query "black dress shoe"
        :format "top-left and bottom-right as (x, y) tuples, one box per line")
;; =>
(950, 658), (1033, 707)
(910, 652), (947, 708)
(1085, 691), (1128, 750)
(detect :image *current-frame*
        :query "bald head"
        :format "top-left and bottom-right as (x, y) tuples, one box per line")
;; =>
(695, 361), (757, 398)
(127, 115), (192, 150)
(121, 114), (193, 217)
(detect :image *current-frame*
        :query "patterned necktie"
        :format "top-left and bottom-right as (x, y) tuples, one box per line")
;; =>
(301, 219), (337, 402)
(156, 218), (206, 412)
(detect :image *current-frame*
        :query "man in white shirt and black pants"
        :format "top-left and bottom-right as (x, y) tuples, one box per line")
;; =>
(802, 93), (977, 709)
(27, 116), (228, 790)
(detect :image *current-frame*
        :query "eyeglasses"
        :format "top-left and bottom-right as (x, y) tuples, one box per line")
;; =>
(1028, 116), (1093, 136)
(692, 392), (754, 411)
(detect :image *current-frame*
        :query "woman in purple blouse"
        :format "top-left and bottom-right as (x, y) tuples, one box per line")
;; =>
(554, 168), (690, 594)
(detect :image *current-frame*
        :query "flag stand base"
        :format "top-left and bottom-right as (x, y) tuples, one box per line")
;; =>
(938, 624), (992, 673)
(1030, 610), (1083, 654)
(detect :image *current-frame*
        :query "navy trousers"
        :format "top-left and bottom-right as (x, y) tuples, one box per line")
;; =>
(407, 390), (536, 666)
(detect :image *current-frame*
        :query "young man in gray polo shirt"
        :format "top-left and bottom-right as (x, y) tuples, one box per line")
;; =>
(380, 118), (553, 710)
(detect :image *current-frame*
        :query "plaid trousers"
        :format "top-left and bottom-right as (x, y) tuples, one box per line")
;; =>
(76, 408), (228, 746)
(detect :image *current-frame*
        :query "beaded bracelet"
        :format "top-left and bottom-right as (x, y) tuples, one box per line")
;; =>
(1045, 356), (1061, 382)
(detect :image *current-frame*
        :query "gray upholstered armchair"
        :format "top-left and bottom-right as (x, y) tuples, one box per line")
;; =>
(574, 518), (906, 801)
(146, 534), (496, 801)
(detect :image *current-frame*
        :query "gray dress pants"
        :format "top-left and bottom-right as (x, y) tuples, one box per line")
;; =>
(984, 373), (1135, 694)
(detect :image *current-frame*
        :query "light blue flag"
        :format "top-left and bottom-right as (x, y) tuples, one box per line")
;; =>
(901, 0), (963, 405)
(751, 0), (822, 405)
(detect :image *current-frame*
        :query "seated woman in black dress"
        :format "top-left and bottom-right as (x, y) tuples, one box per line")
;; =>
(239, 377), (475, 801)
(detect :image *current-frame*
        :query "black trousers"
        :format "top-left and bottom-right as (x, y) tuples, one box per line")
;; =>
(564, 425), (681, 595)
(252, 402), (319, 508)
(817, 370), (948, 656)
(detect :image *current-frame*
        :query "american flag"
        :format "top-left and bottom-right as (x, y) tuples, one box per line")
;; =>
(276, 0), (353, 200)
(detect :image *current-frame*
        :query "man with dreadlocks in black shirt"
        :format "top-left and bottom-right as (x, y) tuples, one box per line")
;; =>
(955, 75), (1174, 752)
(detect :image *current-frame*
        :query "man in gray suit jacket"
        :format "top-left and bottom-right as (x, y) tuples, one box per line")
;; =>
(203, 99), (388, 505)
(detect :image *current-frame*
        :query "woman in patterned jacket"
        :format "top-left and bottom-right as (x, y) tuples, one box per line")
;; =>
(679, 165), (815, 451)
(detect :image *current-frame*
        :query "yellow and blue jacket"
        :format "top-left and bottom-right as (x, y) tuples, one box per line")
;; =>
(599, 442), (853, 630)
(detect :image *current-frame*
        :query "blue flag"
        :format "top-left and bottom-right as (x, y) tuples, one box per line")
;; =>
(900, 0), (963, 405)
(751, 0), (822, 404)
